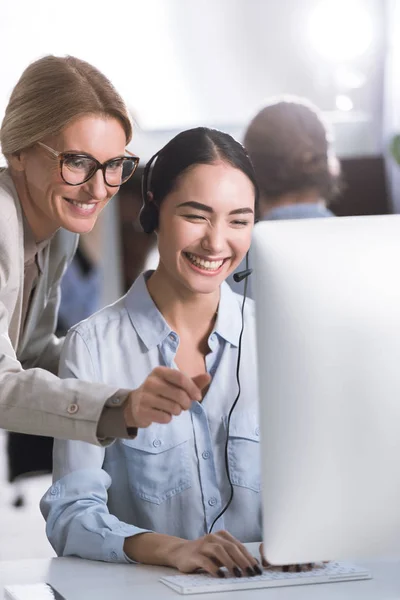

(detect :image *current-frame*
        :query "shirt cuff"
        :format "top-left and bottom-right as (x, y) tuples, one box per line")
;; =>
(96, 390), (138, 442)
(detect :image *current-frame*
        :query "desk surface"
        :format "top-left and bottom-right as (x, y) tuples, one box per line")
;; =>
(1, 545), (400, 600)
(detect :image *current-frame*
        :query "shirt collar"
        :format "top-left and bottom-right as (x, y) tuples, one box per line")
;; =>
(213, 281), (243, 347)
(266, 202), (333, 221)
(124, 272), (243, 350)
(124, 272), (173, 350)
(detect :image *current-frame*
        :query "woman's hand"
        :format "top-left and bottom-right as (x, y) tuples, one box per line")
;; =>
(169, 531), (263, 578)
(259, 543), (319, 572)
(124, 367), (211, 428)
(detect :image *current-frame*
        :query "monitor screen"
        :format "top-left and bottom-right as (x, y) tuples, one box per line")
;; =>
(252, 215), (400, 564)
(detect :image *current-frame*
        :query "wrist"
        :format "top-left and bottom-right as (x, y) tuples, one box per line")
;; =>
(124, 532), (186, 568)
(162, 537), (188, 568)
(123, 391), (137, 429)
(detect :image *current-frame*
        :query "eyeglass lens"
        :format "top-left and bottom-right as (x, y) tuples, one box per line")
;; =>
(62, 156), (136, 186)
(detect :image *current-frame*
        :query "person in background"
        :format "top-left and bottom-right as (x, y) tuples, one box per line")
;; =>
(57, 223), (103, 336)
(41, 127), (266, 577)
(229, 96), (341, 295)
(0, 55), (201, 446)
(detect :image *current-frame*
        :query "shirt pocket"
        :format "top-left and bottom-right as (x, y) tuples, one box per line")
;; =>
(120, 422), (192, 505)
(227, 412), (261, 492)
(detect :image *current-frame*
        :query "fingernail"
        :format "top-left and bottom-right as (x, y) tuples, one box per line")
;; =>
(254, 564), (262, 575)
(246, 566), (256, 577)
(217, 569), (225, 578)
(233, 567), (242, 578)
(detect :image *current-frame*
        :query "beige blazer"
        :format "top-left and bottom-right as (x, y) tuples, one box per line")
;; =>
(0, 170), (127, 444)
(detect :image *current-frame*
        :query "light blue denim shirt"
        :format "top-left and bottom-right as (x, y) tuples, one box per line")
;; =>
(41, 272), (261, 563)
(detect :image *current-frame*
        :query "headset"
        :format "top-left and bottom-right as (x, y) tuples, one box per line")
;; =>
(208, 258), (252, 533)
(139, 154), (255, 534)
(139, 150), (161, 234)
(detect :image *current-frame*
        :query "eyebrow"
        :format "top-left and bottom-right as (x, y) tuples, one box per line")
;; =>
(176, 201), (254, 216)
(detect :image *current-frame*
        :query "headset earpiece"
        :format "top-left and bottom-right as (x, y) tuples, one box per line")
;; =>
(139, 201), (158, 234)
(139, 151), (160, 234)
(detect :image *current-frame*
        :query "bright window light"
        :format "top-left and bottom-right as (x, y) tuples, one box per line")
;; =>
(335, 94), (354, 111)
(309, 0), (373, 61)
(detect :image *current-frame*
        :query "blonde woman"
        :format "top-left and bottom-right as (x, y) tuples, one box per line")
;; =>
(0, 55), (204, 445)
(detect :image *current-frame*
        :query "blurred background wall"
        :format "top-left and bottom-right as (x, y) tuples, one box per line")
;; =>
(0, 0), (396, 305)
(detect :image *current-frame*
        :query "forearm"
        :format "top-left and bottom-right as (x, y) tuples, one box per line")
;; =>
(42, 468), (150, 563)
(124, 532), (186, 567)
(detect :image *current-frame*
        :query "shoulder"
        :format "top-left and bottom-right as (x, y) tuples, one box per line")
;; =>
(0, 171), (21, 238)
(67, 296), (129, 344)
(0, 172), (21, 284)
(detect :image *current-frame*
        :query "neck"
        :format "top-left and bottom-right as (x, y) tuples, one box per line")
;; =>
(146, 264), (220, 342)
(10, 169), (58, 242)
(262, 190), (323, 217)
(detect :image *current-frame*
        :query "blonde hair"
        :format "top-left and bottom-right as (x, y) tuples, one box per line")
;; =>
(0, 55), (132, 157)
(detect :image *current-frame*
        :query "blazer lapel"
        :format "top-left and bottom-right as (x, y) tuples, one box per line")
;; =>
(17, 244), (50, 354)
(8, 195), (24, 350)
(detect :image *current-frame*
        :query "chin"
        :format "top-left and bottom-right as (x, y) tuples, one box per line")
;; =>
(61, 218), (97, 235)
(183, 275), (224, 295)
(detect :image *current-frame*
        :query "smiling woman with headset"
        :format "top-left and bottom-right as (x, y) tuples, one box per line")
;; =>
(41, 127), (264, 578)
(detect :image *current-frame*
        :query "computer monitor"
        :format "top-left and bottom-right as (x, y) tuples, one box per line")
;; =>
(252, 215), (400, 565)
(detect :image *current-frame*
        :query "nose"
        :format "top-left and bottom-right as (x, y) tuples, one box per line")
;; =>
(83, 169), (109, 201)
(201, 221), (226, 255)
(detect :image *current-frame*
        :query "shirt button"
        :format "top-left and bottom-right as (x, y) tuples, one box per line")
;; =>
(193, 403), (202, 415)
(67, 403), (79, 415)
(50, 487), (58, 496)
(255, 427), (260, 437)
(202, 450), (211, 460)
(208, 497), (217, 507)
(169, 332), (177, 341)
(153, 439), (162, 448)
(111, 396), (122, 405)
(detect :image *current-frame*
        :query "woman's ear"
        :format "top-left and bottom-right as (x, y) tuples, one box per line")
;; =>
(8, 152), (26, 172)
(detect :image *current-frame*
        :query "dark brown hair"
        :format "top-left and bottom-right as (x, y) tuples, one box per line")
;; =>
(140, 127), (259, 233)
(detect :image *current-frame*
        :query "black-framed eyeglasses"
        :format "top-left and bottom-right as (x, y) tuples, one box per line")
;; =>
(37, 142), (139, 187)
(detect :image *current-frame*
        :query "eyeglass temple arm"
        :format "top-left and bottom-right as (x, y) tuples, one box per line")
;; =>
(37, 142), (60, 158)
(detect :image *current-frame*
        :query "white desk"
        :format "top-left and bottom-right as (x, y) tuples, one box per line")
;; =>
(1, 548), (400, 600)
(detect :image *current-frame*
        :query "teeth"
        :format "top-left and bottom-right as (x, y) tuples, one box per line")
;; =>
(68, 199), (95, 211)
(186, 252), (224, 271)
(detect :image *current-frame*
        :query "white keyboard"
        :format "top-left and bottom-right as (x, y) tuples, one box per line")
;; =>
(160, 562), (371, 595)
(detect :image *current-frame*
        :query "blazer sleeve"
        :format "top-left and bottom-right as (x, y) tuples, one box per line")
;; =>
(0, 225), (131, 445)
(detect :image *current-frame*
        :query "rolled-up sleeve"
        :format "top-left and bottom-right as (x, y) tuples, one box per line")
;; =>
(41, 439), (152, 563)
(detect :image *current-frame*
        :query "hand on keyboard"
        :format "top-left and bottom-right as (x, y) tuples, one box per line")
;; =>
(169, 530), (263, 578)
(260, 543), (316, 572)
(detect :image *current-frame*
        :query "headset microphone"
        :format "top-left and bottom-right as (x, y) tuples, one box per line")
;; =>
(233, 268), (253, 283)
